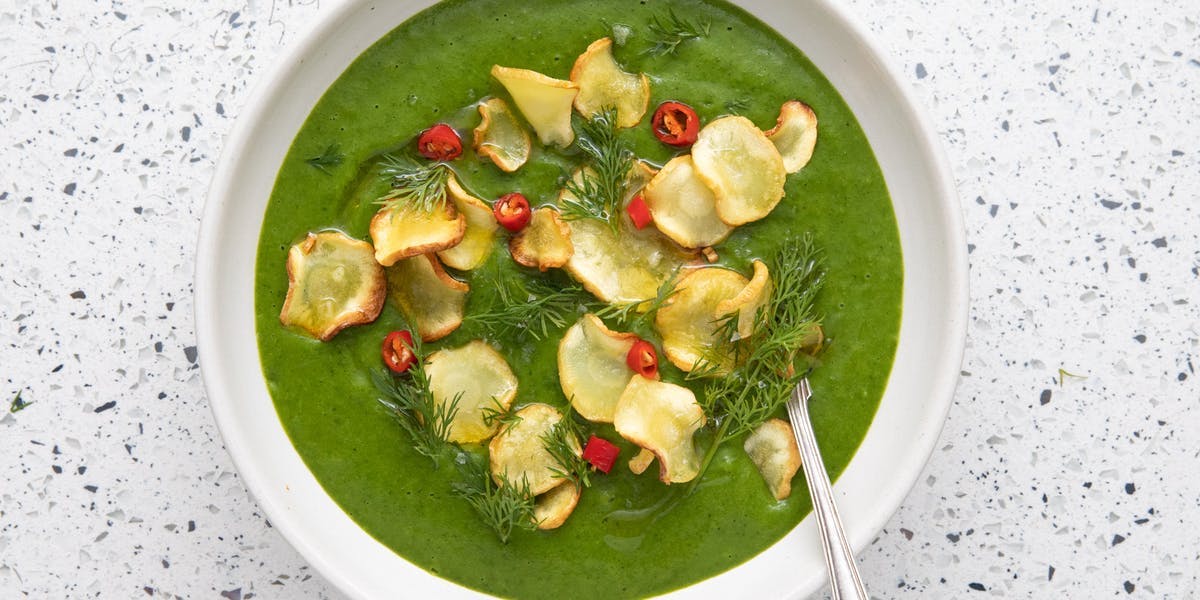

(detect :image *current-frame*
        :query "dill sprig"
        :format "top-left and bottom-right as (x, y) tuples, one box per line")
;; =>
(452, 454), (537, 543)
(372, 335), (461, 466)
(540, 411), (591, 489)
(481, 398), (524, 436)
(305, 143), (344, 174)
(376, 154), (451, 212)
(9, 390), (31, 413)
(469, 265), (589, 341)
(561, 108), (633, 232)
(644, 8), (711, 57)
(595, 270), (680, 330)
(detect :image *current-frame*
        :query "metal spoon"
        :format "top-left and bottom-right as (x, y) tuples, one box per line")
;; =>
(786, 378), (869, 600)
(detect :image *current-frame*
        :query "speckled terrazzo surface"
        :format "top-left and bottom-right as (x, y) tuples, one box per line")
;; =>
(1, 1), (1197, 598)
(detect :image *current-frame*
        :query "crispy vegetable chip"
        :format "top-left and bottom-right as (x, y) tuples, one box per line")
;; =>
(654, 266), (748, 373)
(385, 254), (469, 342)
(473, 97), (531, 172)
(692, 115), (787, 226)
(489, 403), (577, 495)
(437, 175), (498, 271)
(743, 418), (802, 500)
(765, 100), (818, 174)
(491, 65), (579, 147)
(510, 207), (573, 271)
(425, 340), (519, 444)
(714, 259), (771, 341)
(370, 201), (466, 267)
(558, 314), (639, 422)
(280, 231), (386, 341)
(643, 155), (733, 248)
(569, 37), (650, 128)
(627, 448), (655, 475)
(534, 481), (581, 530)
(613, 375), (706, 484)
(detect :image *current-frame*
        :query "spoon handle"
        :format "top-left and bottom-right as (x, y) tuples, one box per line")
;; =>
(786, 379), (868, 600)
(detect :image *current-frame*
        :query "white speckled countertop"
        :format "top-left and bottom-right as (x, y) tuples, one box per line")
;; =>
(1, 1), (1197, 598)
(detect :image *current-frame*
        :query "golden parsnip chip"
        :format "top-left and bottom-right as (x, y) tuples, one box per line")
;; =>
(627, 448), (655, 475)
(558, 314), (640, 422)
(643, 155), (733, 248)
(692, 116), (787, 226)
(654, 266), (748, 373)
(437, 175), (498, 271)
(489, 403), (578, 496)
(613, 375), (706, 484)
(570, 37), (650, 128)
(370, 201), (465, 267)
(714, 259), (771, 341)
(764, 100), (818, 174)
(425, 340), (518, 444)
(743, 418), (802, 500)
(491, 65), (579, 147)
(280, 231), (386, 341)
(385, 254), (468, 342)
(510, 207), (573, 271)
(534, 480), (581, 530)
(474, 97), (531, 172)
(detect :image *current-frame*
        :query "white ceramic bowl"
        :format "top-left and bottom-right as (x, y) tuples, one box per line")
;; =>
(196, 0), (967, 597)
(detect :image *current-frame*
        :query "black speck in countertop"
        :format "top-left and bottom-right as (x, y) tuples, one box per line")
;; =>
(915, 63), (928, 79)
(94, 400), (116, 413)
(184, 346), (198, 363)
(70, 290), (86, 299)
(1100, 199), (1122, 209)
(63, 182), (76, 195)
(220, 589), (243, 600)
(946, 532), (960, 542)
(1133, 334), (1146, 343)
(1124, 581), (1135, 593)
(900, 528), (913, 540)
(1047, 565), (1055, 581)
(1040, 389), (1052, 405)
(188, 520), (196, 532)
(83, 484), (98, 493)
(1151, 237), (1167, 248)
(1112, 534), (1126, 546)
(968, 582), (986, 591)
(1125, 482), (1136, 494)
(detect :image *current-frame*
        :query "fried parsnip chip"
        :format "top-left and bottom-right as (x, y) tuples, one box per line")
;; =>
(643, 155), (733, 248)
(385, 254), (468, 342)
(627, 448), (655, 475)
(764, 100), (818, 174)
(692, 116), (787, 226)
(370, 201), (465, 267)
(743, 418), (801, 501)
(437, 176), (498, 271)
(714, 259), (771, 341)
(570, 37), (650, 128)
(534, 480), (581, 530)
(558, 314), (640, 422)
(473, 97), (531, 172)
(425, 340), (518, 444)
(280, 231), (386, 341)
(654, 266), (748, 373)
(489, 403), (578, 496)
(491, 65), (579, 147)
(510, 207), (573, 271)
(613, 375), (706, 484)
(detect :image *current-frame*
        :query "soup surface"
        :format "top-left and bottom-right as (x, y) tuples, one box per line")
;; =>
(254, 0), (902, 596)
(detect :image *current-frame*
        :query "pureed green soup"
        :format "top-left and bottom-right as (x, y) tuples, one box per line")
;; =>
(254, 0), (902, 597)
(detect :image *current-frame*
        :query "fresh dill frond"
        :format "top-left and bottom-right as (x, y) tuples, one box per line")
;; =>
(561, 108), (633, 232)
(373, 341), (461, 466)
(305, 143), (344, 174)
(595, 270), (680, 330)
(540, 413), (591, 489)
(9, 390), (31, 413)
(452, 454), (537, 543)
(376, 154), (451, 212)
(469, 264), (590, 341)
(644, 8), (711, 57)
(724, 97), (751, 115)
(481, 397), (523, 436)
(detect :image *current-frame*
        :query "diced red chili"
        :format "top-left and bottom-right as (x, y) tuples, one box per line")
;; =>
(493, 192), (532, 232)
(626, 339), (659, 379)
(651, 101), (700, 147)
(627, 194), (653, 229)
(381, 330), (416, 374)
(581, 435), (621, 474)
(416, 123), (463, 161)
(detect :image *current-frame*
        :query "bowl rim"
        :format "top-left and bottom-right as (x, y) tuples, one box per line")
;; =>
(195, 0), (967, 598)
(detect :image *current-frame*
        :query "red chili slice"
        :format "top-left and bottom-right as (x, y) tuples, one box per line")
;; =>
(581, 435), (621, 474)
(651, 101), (700, 147)
(381, 330), (416, 374)
(493, 192), (532, 232)
(627, 194), (653, 229)
(416, 123), (463, 161)
(626, 339), (659, 379)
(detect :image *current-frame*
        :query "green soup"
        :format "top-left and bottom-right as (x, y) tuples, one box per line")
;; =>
(253, 0), (902, 597)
